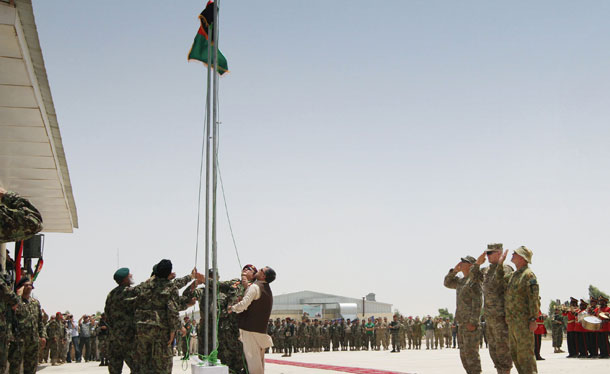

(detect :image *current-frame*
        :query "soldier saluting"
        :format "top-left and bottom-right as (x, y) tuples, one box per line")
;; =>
(444, 255), (483, 374)
(472, 243), (513, 374)
(497, 246), (540, 374)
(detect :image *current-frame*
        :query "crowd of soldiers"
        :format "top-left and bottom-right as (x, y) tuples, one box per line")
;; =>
(266, 315), (459, 356)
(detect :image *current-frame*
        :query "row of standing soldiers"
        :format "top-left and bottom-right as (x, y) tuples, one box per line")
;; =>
(268, 315), (456, 355)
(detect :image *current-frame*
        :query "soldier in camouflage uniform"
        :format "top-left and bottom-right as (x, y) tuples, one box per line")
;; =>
(497, 247), (540, 374)
(8, 277), (46, 374)
(551, 308), (564, 353)
(403, 316), (415, 349)
(134, 259), (181, 374)
(0, 189), (43, 243)
(389, 314), (401, 352)
(374, 318), (382, 350)
(434, 317), (443, 349)
(472, 243), (513, 374)
(413, 316), (422, 349)
(343, 319), (351, 351)
(444, 255), (483, 374)
(296, 321), (305, 352)
(38, 311), (48, 363)
(105, 267), (142, 373)
(382, 317), (390, 350)
(96, 313), (109, 366)
(322, 320), (331, 351)
(46, 313), (63, 366)
(283, 318), (295, 357)
(443, 318), (452, 348)
(277, 319), (286, 354)
(350, 319), (360, 350)
(183, 269), (248, 374)
(330, 320), (339, 351)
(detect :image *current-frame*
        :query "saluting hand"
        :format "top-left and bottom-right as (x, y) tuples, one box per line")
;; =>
(453, 262), (462, 273)
(498, 249), (508, 264)
(476, 252), (486, 265)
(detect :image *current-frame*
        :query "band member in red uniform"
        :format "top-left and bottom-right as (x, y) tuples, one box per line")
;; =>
(534, 310), (546, 360)
(586, 297), (599, 358)
(575, 299), (588, 358)
(596, 295), (610, 359)
(562, 297), (579, 358)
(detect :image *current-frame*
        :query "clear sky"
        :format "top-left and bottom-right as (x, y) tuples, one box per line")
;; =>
(29, 0), (610, 319)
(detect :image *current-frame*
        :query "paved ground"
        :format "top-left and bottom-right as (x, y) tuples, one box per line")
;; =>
(35, 342), (609, 373)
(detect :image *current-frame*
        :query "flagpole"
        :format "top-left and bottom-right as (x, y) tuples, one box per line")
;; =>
(211, 0), (220, 353)
(203, 22), (213, 356)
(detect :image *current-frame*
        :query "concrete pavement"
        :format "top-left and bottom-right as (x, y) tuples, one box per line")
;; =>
(35, 342), (608, 373)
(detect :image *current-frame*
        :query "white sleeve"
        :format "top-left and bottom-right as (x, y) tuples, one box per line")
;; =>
(231, 284), (260, 314)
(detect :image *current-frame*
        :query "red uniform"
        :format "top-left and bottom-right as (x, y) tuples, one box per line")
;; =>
(562, 309), (577, 332)
(534, 313), (547, 335)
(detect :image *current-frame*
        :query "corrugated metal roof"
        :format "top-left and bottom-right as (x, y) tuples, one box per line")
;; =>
(0, 0), (77, 232)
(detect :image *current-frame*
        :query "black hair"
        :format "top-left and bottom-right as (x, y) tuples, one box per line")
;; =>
(264, 267), (276, 283)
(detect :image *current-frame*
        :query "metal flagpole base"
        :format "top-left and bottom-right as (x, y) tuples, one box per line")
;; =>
(191, 364), (228, 374)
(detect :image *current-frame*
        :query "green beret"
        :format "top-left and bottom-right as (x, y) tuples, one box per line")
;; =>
(113, 268), (129, 284)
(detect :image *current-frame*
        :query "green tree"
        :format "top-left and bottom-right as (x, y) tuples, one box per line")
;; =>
(588, 285), (609, 300)
(438, 308), (454, 321)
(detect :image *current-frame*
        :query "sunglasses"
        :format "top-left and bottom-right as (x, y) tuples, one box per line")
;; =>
(486, 251), (496, 255)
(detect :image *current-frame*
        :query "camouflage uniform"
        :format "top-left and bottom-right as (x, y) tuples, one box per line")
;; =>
(184, 278), (247, 374)
(382, 318), (390, 350)
(499, 262), (540, 374)
(46, 318), (64, 365)
(322, 321), (331, 351)
(105, 282), (142, 373)
(350, 321), (360, 350)
(445, 265), (483, 374)
(277, 321), (286, 354)
(96, 317), (109, 364)
(8, 295), (46, 374)
(405, 318), (414, 349)
(433, 318), (442, 349)
(0, 279), (22, 370)
(296, 322), (306, 352)
(134, 277), (180, 374)
(551, 312), (564, 349)
(389, 318), (401, 351)
(38, 314), (48, 363)
(330, 321), (340, 351)
(443, 320), (452, 348)
(0, 191), (43, 243)
(343, 321), (351, 350)
(413, 317), (422, 349)
(472, 261), (514, 374)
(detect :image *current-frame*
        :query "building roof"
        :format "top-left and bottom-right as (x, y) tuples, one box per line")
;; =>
(274, 290), (392, 307)
(0, 0), (77, 232)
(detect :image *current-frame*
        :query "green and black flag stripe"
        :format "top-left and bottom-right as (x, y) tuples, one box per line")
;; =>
(188, 1), (229, 75)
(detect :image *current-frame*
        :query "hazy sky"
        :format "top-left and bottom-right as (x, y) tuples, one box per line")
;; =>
(29, 0), (610, 318)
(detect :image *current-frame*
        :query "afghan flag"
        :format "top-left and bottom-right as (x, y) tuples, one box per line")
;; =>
(33, 258), (44, 282)
(188, 1), (229, 75)
(14, 240), (23, 287)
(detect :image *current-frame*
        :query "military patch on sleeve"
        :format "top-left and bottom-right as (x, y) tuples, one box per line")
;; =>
(529, 278), (537, 286)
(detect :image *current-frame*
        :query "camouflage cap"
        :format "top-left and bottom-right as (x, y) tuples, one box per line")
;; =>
(487, 243), (503, 251)
(460, 256), (476, 264)
(513, 246), (532, 263)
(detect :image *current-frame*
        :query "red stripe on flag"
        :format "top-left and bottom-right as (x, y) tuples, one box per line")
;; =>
(265, 359), (415, 374)
(15, 241), (23, 284)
